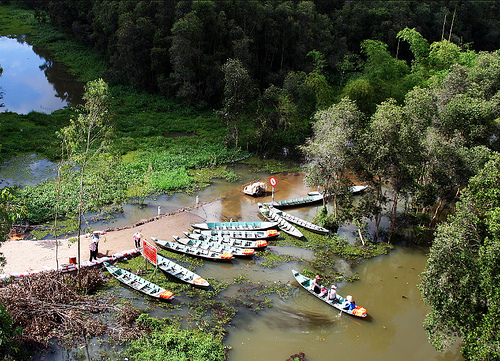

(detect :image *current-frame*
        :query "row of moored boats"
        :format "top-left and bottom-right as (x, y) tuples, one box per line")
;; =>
(104, 186), (369, 317)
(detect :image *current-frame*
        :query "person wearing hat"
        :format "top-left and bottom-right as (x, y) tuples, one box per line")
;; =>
(328, 284), (338, 302)
(343, 295), (356, 310)
(92, 231), (100, 256)
(309, 275), (322, 294)
(133, 230), (143, 249)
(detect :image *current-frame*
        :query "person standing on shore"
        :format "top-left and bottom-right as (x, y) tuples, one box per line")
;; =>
(133, 231), (143, 249)
(89, 238), (98, 261)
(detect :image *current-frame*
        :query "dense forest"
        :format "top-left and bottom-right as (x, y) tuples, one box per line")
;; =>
(1, 1), (500, 359)
(12, 0), (499, 156)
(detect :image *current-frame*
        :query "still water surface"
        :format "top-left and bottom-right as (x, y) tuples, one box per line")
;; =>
(0, 36), (83, 114)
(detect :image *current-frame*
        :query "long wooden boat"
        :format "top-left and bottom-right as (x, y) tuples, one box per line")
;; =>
(307, 185), (368, 197)
(270, 193), (324, 208)
(152, 253), (209, 287)
(193, 228), (279, 240)
(184, 231), (268, 249)
(292, 270), (367, 318)
(191, 221), (278, 231)
(258, 203), (303, 238)
(173, 235), (255, 257)
(152, 237), (234, 261)
(268, 205), (329, 235)
(103, 261), (174, 300)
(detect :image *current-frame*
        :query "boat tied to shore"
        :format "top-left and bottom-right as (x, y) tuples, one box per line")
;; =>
(268, 205), (329, 235)
(193, 228), (279, 240)
(104, 261), (174, 300)
(150, 253), (209, 287)
(152, 237), (234, 261)
(257, 203), (303, 238)
(184, 231), (268, 249)
(173, 235), (255, 257)
(191, 221), (278, 231)
(269, 192), (325, 208)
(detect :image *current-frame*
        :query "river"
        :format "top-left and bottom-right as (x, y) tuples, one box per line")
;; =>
(0, 36), (463, 360)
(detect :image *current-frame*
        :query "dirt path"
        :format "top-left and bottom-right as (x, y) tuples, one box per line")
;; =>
(1, 210), (206, 275)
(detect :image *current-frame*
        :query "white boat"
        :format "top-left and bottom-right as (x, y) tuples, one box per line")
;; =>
(184, 231), (268, 249)
(258, 203), (303, 238)
(173, 235), (255, 257)
(268, 205), (329, 234)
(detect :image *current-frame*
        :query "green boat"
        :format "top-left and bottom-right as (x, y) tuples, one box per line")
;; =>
(269, 193), (324, 208)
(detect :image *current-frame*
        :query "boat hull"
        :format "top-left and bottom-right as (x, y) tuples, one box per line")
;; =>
(258, 203), (303, 238)
(104, 261), (174, 300)
(173, 235), (255, 257)
(193, 228), (279, 240)
(184, 231), (268, 249)
(191, 221), (278, 231)
(292, 270), (367, 318)
(153, 237), (234, 261)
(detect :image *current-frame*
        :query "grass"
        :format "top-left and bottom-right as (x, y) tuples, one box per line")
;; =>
(0, 5), (35, 36)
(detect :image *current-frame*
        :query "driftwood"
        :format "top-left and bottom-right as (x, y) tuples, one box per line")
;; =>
(0, 267), (148, 351)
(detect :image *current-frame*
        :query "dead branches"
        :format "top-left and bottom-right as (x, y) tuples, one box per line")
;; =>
(0, 267), (146, 352)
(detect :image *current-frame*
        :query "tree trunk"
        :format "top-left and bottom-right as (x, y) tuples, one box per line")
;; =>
(388, 190), (398, 244)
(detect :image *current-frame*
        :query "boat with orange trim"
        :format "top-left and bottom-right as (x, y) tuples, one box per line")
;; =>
(173, 235), (255, 257)
(183, 231), (268, 249)
(152, 237), (234, 261)
(103, 261), (174, 300)
(154, 253), (209, 287)
(191, 221), (278, 231)
(193, 228), (279, 240)
(292, 270), (367, 318)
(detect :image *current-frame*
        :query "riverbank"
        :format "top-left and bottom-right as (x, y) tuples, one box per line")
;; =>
(1, 208), (206, 275)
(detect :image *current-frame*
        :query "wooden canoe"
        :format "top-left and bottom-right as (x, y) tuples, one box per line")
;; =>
(103, 261), (174, 300)
(152, 253), (209, 287)
(268, 205), (329, 235)
(173, 235), (255, 257)
(193, 228), (279, 240)
(152, 237), (234, 261)
(184, 231), (268, 249)
(292, 270), (367, 318)
(191, 221), (278, 231)
(258, 203), (303, 238)
(269, 193), (324, 208)
(307, 185), (368, 197)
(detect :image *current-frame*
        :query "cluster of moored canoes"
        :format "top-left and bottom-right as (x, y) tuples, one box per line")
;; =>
(105, 186), (370, 318)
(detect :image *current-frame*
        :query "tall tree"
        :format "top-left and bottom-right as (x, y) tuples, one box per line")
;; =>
(0, 188), (25, 270)
(217, 58), (255, 149)
(301, 97), (363, 223)
(420, 153), (500, 360)
(58, 79), (113, 275)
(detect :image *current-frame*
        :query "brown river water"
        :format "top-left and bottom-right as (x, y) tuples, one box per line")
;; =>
(0, 36), (463, 359)
(138, 167), (463, 361)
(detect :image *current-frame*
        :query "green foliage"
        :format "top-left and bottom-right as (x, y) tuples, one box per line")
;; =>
(420, 153), (500, 359)
(0, 303), (22, 359)
(124, 317), (226, 361)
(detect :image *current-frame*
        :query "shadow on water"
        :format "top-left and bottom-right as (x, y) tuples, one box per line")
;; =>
(0, 36), (83, 114)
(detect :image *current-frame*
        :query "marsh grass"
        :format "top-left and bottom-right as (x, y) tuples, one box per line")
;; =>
(0, 5), (35, 36)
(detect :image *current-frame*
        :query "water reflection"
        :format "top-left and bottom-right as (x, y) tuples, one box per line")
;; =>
(0, 36), (83, 114)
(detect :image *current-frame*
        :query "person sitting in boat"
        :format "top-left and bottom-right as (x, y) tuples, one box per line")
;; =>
(343, 295), (356, 310)
(309, 275), (322, 293)
(328, 284), (338, 302)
